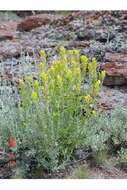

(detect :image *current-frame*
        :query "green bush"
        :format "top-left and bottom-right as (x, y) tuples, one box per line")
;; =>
(84, 107), (127, 158)
(14, 47), (105, 171)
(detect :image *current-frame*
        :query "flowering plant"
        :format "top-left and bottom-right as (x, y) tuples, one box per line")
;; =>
(18, 47), (105, 171)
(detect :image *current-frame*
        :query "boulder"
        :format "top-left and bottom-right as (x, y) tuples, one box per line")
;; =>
(102, 62), (127, 86)
(17, 14), (54, 31)
(101, 52), (127, 86)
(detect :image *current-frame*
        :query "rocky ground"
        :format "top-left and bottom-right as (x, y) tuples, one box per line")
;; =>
(0, 10), (127, 178)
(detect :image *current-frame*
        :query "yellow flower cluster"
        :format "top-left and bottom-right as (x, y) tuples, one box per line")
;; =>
(41, 72), (48, 83)
(84, 95), (93, 103)
(50, 66), (56, 78)
(31, 91), (38, 102)
(94, 80), (101, 95)
(99, 70), (106, 81)
(57, 75), (63, 87)
(19, 47), (106, 114)
(40, 50), (46, 59)
(92, 110), (96, 116)
(59, 46), (66, 59)
(33, 80), (39, 90)
(80, 55), (88, 78)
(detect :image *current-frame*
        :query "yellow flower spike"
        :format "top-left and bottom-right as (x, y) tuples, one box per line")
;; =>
(99, 70), (106, 82)
(71, 60), (79, 68)
(84, 95), (93, 103)
(92, 110), (96, 116)
(67, 50), (73, 63)
(80, 55), (88, 64)
(50, 66), (56, 78)
(59, 46), (66, 57)
(52, 61), (57, 70)
(66, 69), (72, 80)
(41, 72), (48, 83)
(73, 67), (81, 78)
(40, 62), (46, 72)
(73, 49), (79, 55)
(80, 55), (88, 78)
(57, 62), (63, 72)
(91, 57), (97, 65)
(39, 50), (46, 58)
(88, 59), (98, 83)
(91, 58), (97, 71)
(94, 80), (101, 94)
(31, 91), (39, 102)
(33, 80), (39, 91)
(57, 75), (63, 86)
(68, 50), (73, 55)
(76, 67), (81, 75)
(57, 75), (62, 82)
(61, 58), (67, 65)
(96, 79), (101, 86)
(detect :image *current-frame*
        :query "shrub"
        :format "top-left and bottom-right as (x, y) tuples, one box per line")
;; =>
(16, 47), (105, 171)
(84, 107), (127, 160)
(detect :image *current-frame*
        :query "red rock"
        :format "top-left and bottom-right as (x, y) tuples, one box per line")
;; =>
(17, 14), (54, 31)
(101, 62), (127, 86)
(101, 52), (127, 86)
(105, 52), (127, 63)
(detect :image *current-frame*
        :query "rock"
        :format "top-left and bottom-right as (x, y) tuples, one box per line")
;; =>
(101, 52), (127, 86)
(102, 62), (127, 86)
(0, 31), (14, 41)
(105, 52), (127, 63)
(0, 21), (18, 41)
(17, 14), (55, 31)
